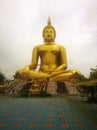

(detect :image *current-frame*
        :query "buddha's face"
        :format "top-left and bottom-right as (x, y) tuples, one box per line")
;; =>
(43, 28), (55, 42)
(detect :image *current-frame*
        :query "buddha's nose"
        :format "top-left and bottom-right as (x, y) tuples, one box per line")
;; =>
(46, 34), (50, 38)
(48, 33), (51, 36)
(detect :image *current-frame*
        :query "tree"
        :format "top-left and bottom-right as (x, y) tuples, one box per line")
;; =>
(89, 66), (97, 80)
(75, 66), (97, 82)
(75, 66), (97, 103)
(75, 74), (88, 83)
(0, 71), (6, 83)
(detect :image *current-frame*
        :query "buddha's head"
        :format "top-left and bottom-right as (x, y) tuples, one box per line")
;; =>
(43, 17), (56, 42)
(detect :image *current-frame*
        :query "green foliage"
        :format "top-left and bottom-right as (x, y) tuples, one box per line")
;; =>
(75, 66), (97, 83)
(20, 91), (28, 97)
(77, 85), (97, 103)
(76, 66), (97, 103)
(89, 66), (97, 80)
(75, 74), (88, 83)
(38, 90), (52, 97)
(0, 71), (6, 83)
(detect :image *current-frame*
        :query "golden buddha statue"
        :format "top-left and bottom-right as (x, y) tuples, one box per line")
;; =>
(15, 17), (80, 81)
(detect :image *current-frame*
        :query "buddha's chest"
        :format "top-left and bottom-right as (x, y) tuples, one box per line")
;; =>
(38, 45), (60, 55)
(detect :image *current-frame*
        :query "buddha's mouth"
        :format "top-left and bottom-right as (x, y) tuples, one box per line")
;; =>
(47, 35), (51, 38)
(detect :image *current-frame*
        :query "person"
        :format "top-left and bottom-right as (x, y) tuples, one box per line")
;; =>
(15, 17), (80, 81)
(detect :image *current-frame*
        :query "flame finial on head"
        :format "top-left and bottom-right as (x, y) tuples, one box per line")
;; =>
(47, 16), (51, 26)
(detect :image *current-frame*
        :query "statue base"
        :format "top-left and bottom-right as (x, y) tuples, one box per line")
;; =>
(47, 81), (78, 95)
(5, 79), (78, 97)
(47, 81), (57, 95)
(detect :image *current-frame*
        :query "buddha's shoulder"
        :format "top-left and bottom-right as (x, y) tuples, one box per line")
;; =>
(33, 44), (43, 49)
(33, 43), (66, 49)
(55, 43), (66, 48)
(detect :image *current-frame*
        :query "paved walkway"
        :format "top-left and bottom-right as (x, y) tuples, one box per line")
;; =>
(0, 95), (97, 130)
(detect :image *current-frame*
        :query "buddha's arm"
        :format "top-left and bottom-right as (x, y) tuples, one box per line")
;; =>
(55, 46), (67, 71)
(54, 64), (67, 71)
(27, 46), (39, 70)
(51, 64), (67, 77)
(50, 46), (67, 77)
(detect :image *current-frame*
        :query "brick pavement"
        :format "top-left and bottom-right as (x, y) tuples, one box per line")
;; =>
(0, 95), (97, 130)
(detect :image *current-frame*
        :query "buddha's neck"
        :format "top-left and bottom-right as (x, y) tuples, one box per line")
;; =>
(45, 41), (55, 45)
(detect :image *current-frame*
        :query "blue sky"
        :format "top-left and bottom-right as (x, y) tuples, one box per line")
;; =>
(0, 0), (97, 79)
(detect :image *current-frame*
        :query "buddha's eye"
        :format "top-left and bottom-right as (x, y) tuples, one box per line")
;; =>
(45, 30), (48, 34)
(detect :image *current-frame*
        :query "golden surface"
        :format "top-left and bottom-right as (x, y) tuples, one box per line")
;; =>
(15, 17), (80, 81)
